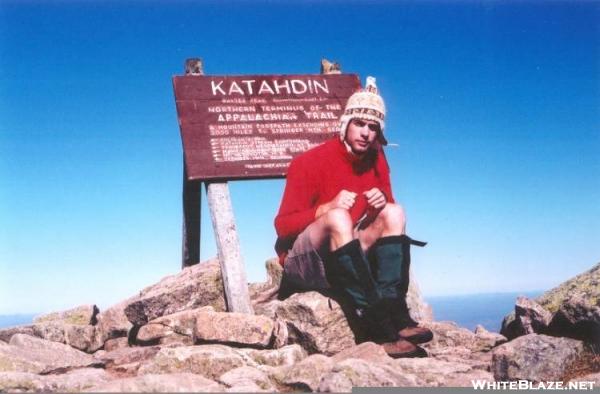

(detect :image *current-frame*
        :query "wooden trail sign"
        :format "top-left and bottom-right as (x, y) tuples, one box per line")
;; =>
(173, 73), (360, 181)
(174, 58), (359, 313)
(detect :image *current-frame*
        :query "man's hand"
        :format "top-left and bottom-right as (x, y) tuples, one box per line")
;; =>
(364, 188), (386, 210)
(315, 190), (356, 217)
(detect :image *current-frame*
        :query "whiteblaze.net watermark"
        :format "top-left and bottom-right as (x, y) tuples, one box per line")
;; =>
(472, 380), (596, 391)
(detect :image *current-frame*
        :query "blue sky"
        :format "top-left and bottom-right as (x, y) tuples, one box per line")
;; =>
(1, 1), (598, 315)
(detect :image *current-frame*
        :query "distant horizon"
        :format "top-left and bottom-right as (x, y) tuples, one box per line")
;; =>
(0, 288), (550, 318)
(0, 290), (546, 334)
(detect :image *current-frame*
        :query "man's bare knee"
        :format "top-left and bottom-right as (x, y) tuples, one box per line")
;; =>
(305, 209), (354, 252)
(379, 203), (406, 234)
(320, 208), (354, 249)
(323, 208), (353, 234)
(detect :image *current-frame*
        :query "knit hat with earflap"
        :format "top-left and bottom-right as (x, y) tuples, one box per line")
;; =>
(339, 76), (387, 145)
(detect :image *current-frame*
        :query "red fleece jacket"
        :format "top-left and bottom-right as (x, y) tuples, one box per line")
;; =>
(274, 138), (395, 263)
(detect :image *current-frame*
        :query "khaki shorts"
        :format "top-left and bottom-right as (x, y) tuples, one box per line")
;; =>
(282, 225), (331, 291)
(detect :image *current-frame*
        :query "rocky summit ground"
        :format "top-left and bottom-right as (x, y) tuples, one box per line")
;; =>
(1, 259), (598, 392)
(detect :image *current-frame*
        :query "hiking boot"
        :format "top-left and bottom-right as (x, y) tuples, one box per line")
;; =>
(381, 338), (427, 358)
(386, 297), (434, 344)
(398, 325), (434, 344)
(360, 299), (431, 358)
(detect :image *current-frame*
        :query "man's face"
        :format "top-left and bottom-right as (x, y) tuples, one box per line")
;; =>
(345, 118), (380, 155)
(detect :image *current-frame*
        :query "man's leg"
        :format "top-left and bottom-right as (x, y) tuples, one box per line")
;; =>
(316, 208), (421, 356)
(357, 203), (406, 298)
(358, 203), (433, 344)
(281, 208), (369, 297)
(306, 208), (379, 309)
(281, 206), (423, 357)
(279, 209), (351, 294)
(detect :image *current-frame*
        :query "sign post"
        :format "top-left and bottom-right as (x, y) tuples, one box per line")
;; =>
(181, 58), (203, 269)
(205, 182), (251, 313)
(174, 59), (360, 313)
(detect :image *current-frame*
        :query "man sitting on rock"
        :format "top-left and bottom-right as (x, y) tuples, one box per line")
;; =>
(274, 76), (433, 358)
